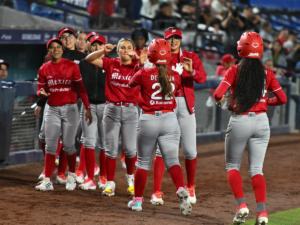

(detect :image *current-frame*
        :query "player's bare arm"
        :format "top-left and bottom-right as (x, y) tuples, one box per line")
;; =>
(86, 43), (116, 68)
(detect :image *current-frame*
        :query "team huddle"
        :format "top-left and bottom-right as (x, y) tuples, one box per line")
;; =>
(34, 26), (287, 224)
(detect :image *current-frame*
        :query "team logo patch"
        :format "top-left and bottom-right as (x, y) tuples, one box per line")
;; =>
(172, 30), (176, 33)
(252, 42), (259, 48)
(160, 50), (166, 55)
(150, 100), (155, 105)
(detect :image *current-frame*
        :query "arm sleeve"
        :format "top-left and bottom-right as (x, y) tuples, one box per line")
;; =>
(267, 71), (287, 106)
(214, 81), (230, 101)
(36, 97), (48, 107)
(37, 68), (46, 97)
(129, 70), (143, 87)
(181, 53), (207, 83)
(73, 65), (90, 110)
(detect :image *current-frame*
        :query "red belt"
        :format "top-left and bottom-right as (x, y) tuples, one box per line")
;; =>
(175, 92), (185, 97)
(143, 109), (173, 115)
(107, 101), (137, 107)
(235, 110), (266, 115)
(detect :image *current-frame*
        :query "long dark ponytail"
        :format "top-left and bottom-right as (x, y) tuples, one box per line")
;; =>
(230, 58), (266, 113)
(157, 65), (173, 100)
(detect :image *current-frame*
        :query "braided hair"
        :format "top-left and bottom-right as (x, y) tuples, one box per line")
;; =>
(230, 58), (266, 113)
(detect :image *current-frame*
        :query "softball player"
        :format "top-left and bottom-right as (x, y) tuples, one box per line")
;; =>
(151, 27), (207, 205)
(77, 35), (108, 190)
(85, 38), (142, 196)
(35, 38), (92, 191)
(128, 38), (191, 216)
(76, 31), (87, 53)
(214, 32), (287, 225)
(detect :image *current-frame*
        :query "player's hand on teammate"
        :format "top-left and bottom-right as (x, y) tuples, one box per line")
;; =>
(104, 44), (116, 53)
(181, 57), (193, 74)
(40, 88), (50, 97)
(216, 95), (226, 107)
(139, 47), (148, 66)
(85, 109), (93, 126)
(34, 106), (42, 117)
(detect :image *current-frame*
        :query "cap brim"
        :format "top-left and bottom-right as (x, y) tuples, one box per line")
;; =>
(47, 40), (62, 49)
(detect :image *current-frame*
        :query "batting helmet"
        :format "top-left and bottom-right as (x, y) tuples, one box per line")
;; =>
(148, 38), (171, 65)
(237, 32), (263, 58)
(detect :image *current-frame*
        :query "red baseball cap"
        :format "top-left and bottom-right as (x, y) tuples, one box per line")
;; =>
(164, 28), (182, 39)
(0, 59), (9, 69)
(86, 32), (99, 41)
(90, 35), (107, 45)
(47, 38), (63, 50)
(221, 54), (238, 64)
(58, 27), (76, 38)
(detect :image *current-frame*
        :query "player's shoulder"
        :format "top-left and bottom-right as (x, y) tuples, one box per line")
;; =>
(63, 58), (78, 67)
(181, 50), (199, 59)
(228, 64), (238, 73)
(263, 66), (275, 76)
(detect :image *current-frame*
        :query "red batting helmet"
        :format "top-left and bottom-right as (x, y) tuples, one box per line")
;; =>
(237, 32), (263, 58)
(148, 38), (171, 65)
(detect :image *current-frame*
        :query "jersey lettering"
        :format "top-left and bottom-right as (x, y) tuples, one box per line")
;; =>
(151, 83), (175, 100)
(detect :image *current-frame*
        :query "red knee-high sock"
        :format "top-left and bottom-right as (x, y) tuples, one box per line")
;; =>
(125, 155), (136, 175)
(77, 144), (86, 172)
(57, 150), (68, 175)
(106, 157), (116, 181)
(185, 158), (197, 188)
(55, 139), (62, 157)
(66, 152), (77, 173)
(85, 148), (95, 180)
(44, 153), (56, 178)
(99, 150), (106, 177)
(153, 156), (165, 193)
(41, 142), (46, 156)
(169, 165), (185, 190)
(251, 174), (266, 203)
(227, 169), (245, 199)
(134, 168), (148, 197)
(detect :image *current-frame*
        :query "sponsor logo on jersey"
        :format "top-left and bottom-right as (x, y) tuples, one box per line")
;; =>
(150, 100), (155, 105)
(156, 59), (167, 63)
(49, 87), (71, 92)
(248, 52), (259, 57)
(252, 42), (259, 48)
(159, 50), (166, 55)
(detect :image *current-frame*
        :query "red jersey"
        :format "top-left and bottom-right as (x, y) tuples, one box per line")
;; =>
(169, 49), (207, 114)
(129, 67), (181, 111)
(102, 57), (140, 103)
(215, 65), (227, 77)
(37, 58), (90, 109)
(222, 65), (282, 112)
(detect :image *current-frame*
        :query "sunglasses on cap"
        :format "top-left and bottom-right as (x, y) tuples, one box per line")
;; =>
(60, 34), (75, 40)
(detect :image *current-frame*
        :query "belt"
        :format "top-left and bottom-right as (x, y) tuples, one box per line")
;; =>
(234, 111), (266, 116)
(143, 109), (173, 115)
(107, 101), (137, 107)
(175, 92), (185, 97)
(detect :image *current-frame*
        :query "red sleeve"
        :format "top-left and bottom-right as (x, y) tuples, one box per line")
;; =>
(72, 64), (82, 82)
(222, 67), (235, 86)
(267, 88), (287, 106)
(267, 70), (282, 92)
(129, 69), (143, 87)
(214, 81), (230, 101)
(102, 57), (113, 72)
(215, 66), (227, 77)
(37, 67), (46, 97)
(75, 80), (91, 110)
(181, 52), (207, 83)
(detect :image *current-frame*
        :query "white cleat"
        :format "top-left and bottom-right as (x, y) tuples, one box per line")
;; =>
(177, 188), (192, 216)
(35, 178), (54, 191)
(233, 203), (249, 224)
(186, 185), (197, 204)
(150, 191), (164, 205)
(56, 173), (67, 185)
(102, 181), (115, 196)
(126, 174), (134, 195)
(256, 211), (268, 225)
(79, 178), (96, 190)
(66, 172), (77, 191)
(75, 170), (85, 184)
(98, 176), (107, 189)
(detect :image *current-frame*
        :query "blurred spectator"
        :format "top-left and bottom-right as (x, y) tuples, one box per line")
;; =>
(211, 0), (225, 16)
(262, 40), (287, 72)
(259, 21), (274, 47)
(199, 6), (213, 26)
(153, 2), (177, 29)
(277, 28), (289, 45)
(131, 28), (149, 55)
(140, 0), (160, 30)
(287, 42), (300, 69)
(283, 30), (298, 52)
(200, 0), (212, 8)
(242, 5), (255, 31)
(119, 0), (142, 26)
(0, 59), (9, 79)
(252, 7), (264, 32)
(181, 4), (196, 21)
(263, 58), (285, 75)
(202, 18), (224, 52)
(88, 0), (115, 29)
(76, 31), (87, 53)
(221, 5), (247, 58)
(224, 0), (234, 12)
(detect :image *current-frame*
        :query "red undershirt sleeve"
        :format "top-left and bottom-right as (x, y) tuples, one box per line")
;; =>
(214, 81), (230, 102)
(75, 80), (91, 110)
(267, 88), (287, 106)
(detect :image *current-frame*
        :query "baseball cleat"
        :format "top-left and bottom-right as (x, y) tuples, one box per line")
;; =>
(79, 178), (96, 190)
(55, 156), (59, 167)
(56, 173), (67, 185)
(35, 178), (54, 191)
(126, 174), (134, 195)
(102, 181), (115, 196)
(186, 184), (197, 204)
(150, 191), (164, 205)
(255, 211), (268, 225)
(66, 172), (77, 191)
(38, 169), (45, 180)
(94, 164), (99, 176)
(76, 170), (85, 184)
(177, 188), (192, 216)
(121, 157), (126, 169)
(98, 176), (107, 189)
(233, 203), (249, 224)
(128, 197), (143, 211)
